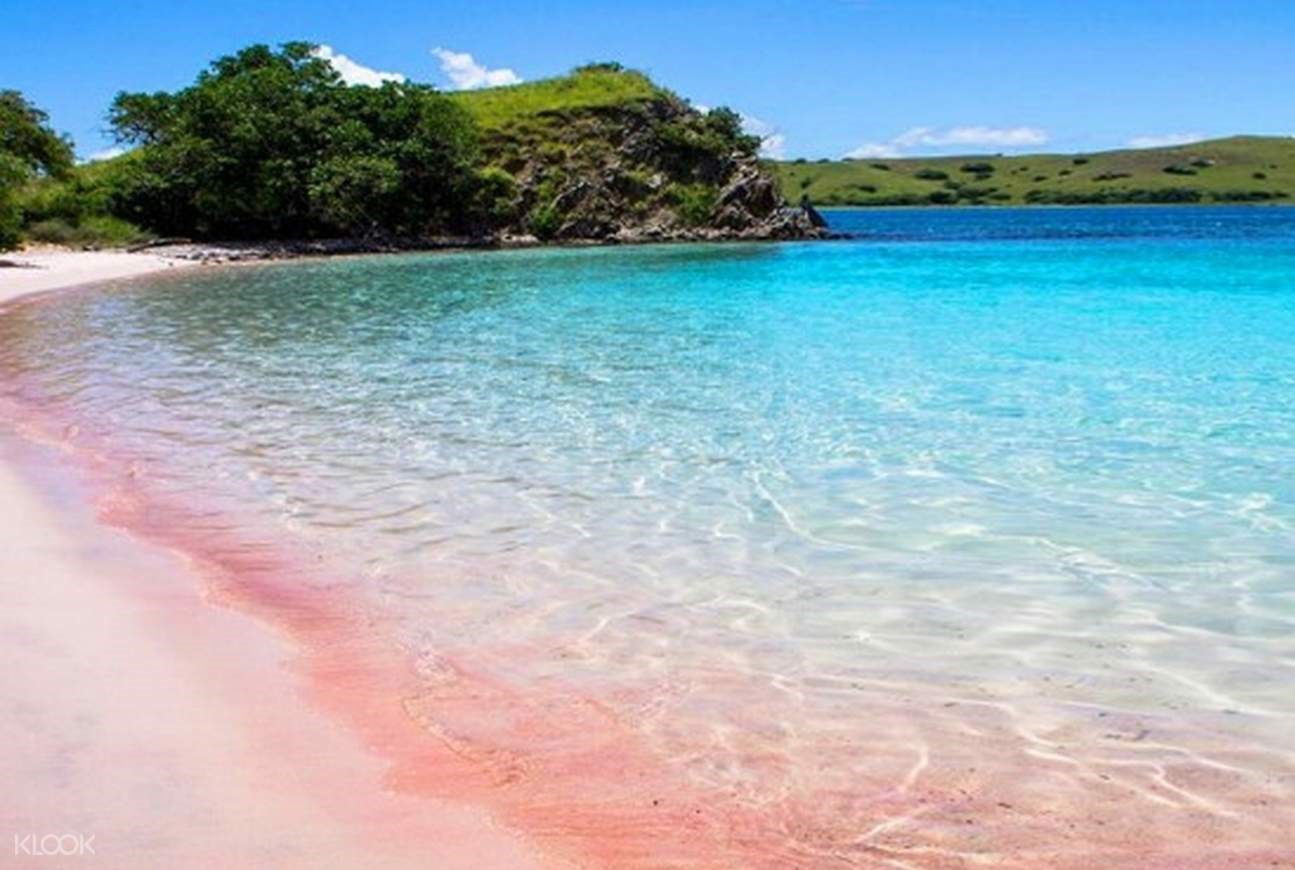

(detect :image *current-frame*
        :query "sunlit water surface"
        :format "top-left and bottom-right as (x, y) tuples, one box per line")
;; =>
(3, 206), (1294, 864)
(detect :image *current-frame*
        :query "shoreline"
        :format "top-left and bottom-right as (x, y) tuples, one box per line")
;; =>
(0, 253), (554, 868)
(0, 249), (798, 868)
(5, 247), (1294, 867)
(0, 249), (198, 305)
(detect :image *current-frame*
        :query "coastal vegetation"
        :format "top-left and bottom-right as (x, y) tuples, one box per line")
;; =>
(775, 136), (1295, 207)
(1, 44), (811, 251)
(0, 90), (76, 249)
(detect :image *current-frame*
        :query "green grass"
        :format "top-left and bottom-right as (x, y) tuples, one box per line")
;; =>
(450, 65), (665, 132)
(24, 214), (153, 248)
(773, 136), (1295, 206)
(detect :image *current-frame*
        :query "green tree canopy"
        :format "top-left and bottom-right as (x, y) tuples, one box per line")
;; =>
(0, 90), (75, 249)
(0, 90), (74, 178)
(109, 41), (481, 239)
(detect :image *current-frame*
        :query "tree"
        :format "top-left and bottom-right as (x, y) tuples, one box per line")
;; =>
(108, 42), (482, 239)
(0, 90), (74, 178)
(0, 91), (75, 249)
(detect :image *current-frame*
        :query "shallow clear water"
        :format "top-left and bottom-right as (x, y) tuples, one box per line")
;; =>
(3, 206), (1295, 864)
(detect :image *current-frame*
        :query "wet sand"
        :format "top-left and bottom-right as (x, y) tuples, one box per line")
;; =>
(0, 254), (550, 868)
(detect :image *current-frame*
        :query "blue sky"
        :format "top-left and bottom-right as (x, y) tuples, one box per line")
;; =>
(3, 0), (1293, 161)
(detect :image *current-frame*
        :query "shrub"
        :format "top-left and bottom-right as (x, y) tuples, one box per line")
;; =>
(855, 193), (928, 206)
(959, 162), (995, 174)
(1024, 187), (1203, 205)
(1210, 190), (1286, 202)
(24, 214), (151, 247)
(0, 154), (25, 250)
(527, 203), (560, 239)
(914, 168), (948, 181)
(927, 190), (957, 204)
(1163, 164), (1197, 176)
(574, 61), (625, 74)
(667, 182), (717, 226)
(473, 166), (519, 226)
(870, 163), (891, 171)
(1253, 171), (1268, 180)
(1072, 157), (1090, 165)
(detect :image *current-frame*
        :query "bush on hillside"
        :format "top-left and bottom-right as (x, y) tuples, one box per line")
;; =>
(1210, 189), (1287, 202)
(24, 214), (152, 248)
(1025, 187), (1203, 205)
(667, 182), (717, 226)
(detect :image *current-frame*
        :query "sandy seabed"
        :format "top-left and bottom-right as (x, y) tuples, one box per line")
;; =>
(3, 250), (1294, 869)
(0, 252), (550, 869)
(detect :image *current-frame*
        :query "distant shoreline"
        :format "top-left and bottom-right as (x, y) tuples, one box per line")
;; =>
(776, 134), (1295, 208)
(813, 201), (1295, 211)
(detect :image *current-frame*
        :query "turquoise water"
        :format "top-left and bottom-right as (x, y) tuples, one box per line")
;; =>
(3, 206), (1295, 862)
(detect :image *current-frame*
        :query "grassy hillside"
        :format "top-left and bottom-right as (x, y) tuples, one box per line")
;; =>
(12, 54), (816, 248)
(442, 64), (813, 241)
(449, 65), (664, 131)
(774, 136), (1295, 207)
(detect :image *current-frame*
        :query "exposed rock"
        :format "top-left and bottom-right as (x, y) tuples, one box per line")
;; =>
(480, 96), (826, 243)
(799, 194), (828, 229)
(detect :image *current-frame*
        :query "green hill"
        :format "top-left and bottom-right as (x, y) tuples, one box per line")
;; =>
(448, 64), (820, 241)
(774, 136), (1295, 207)
(8, 51), (820, 250)
(449, 65), (663, 131)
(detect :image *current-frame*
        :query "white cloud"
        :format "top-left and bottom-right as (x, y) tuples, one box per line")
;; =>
(1125, 132), (1205, 149)
(758, 133), (787, 159)
(740, 114), (786, 159)
(894, 125), (1048, 149)
(85, 146), (126, 163)
(843, 142), (903, 159)
(844, 125), (1048, 159)
(431, 48), (521, 90)
(312, 45), (406, 87)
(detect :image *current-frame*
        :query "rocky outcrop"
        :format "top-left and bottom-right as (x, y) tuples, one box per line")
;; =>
(479, 97), (827, 243)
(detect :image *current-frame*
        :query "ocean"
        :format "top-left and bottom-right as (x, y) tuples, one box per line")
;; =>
(2, 205), (1293, 865)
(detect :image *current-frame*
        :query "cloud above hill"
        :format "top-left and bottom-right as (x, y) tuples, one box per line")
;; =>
(741, 114), (787, 159)
(311, 45), (406, 87)
(1125, 132), (1205, 149)
(845, 125), (1049, 158)
(432, 48), (522, 90)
